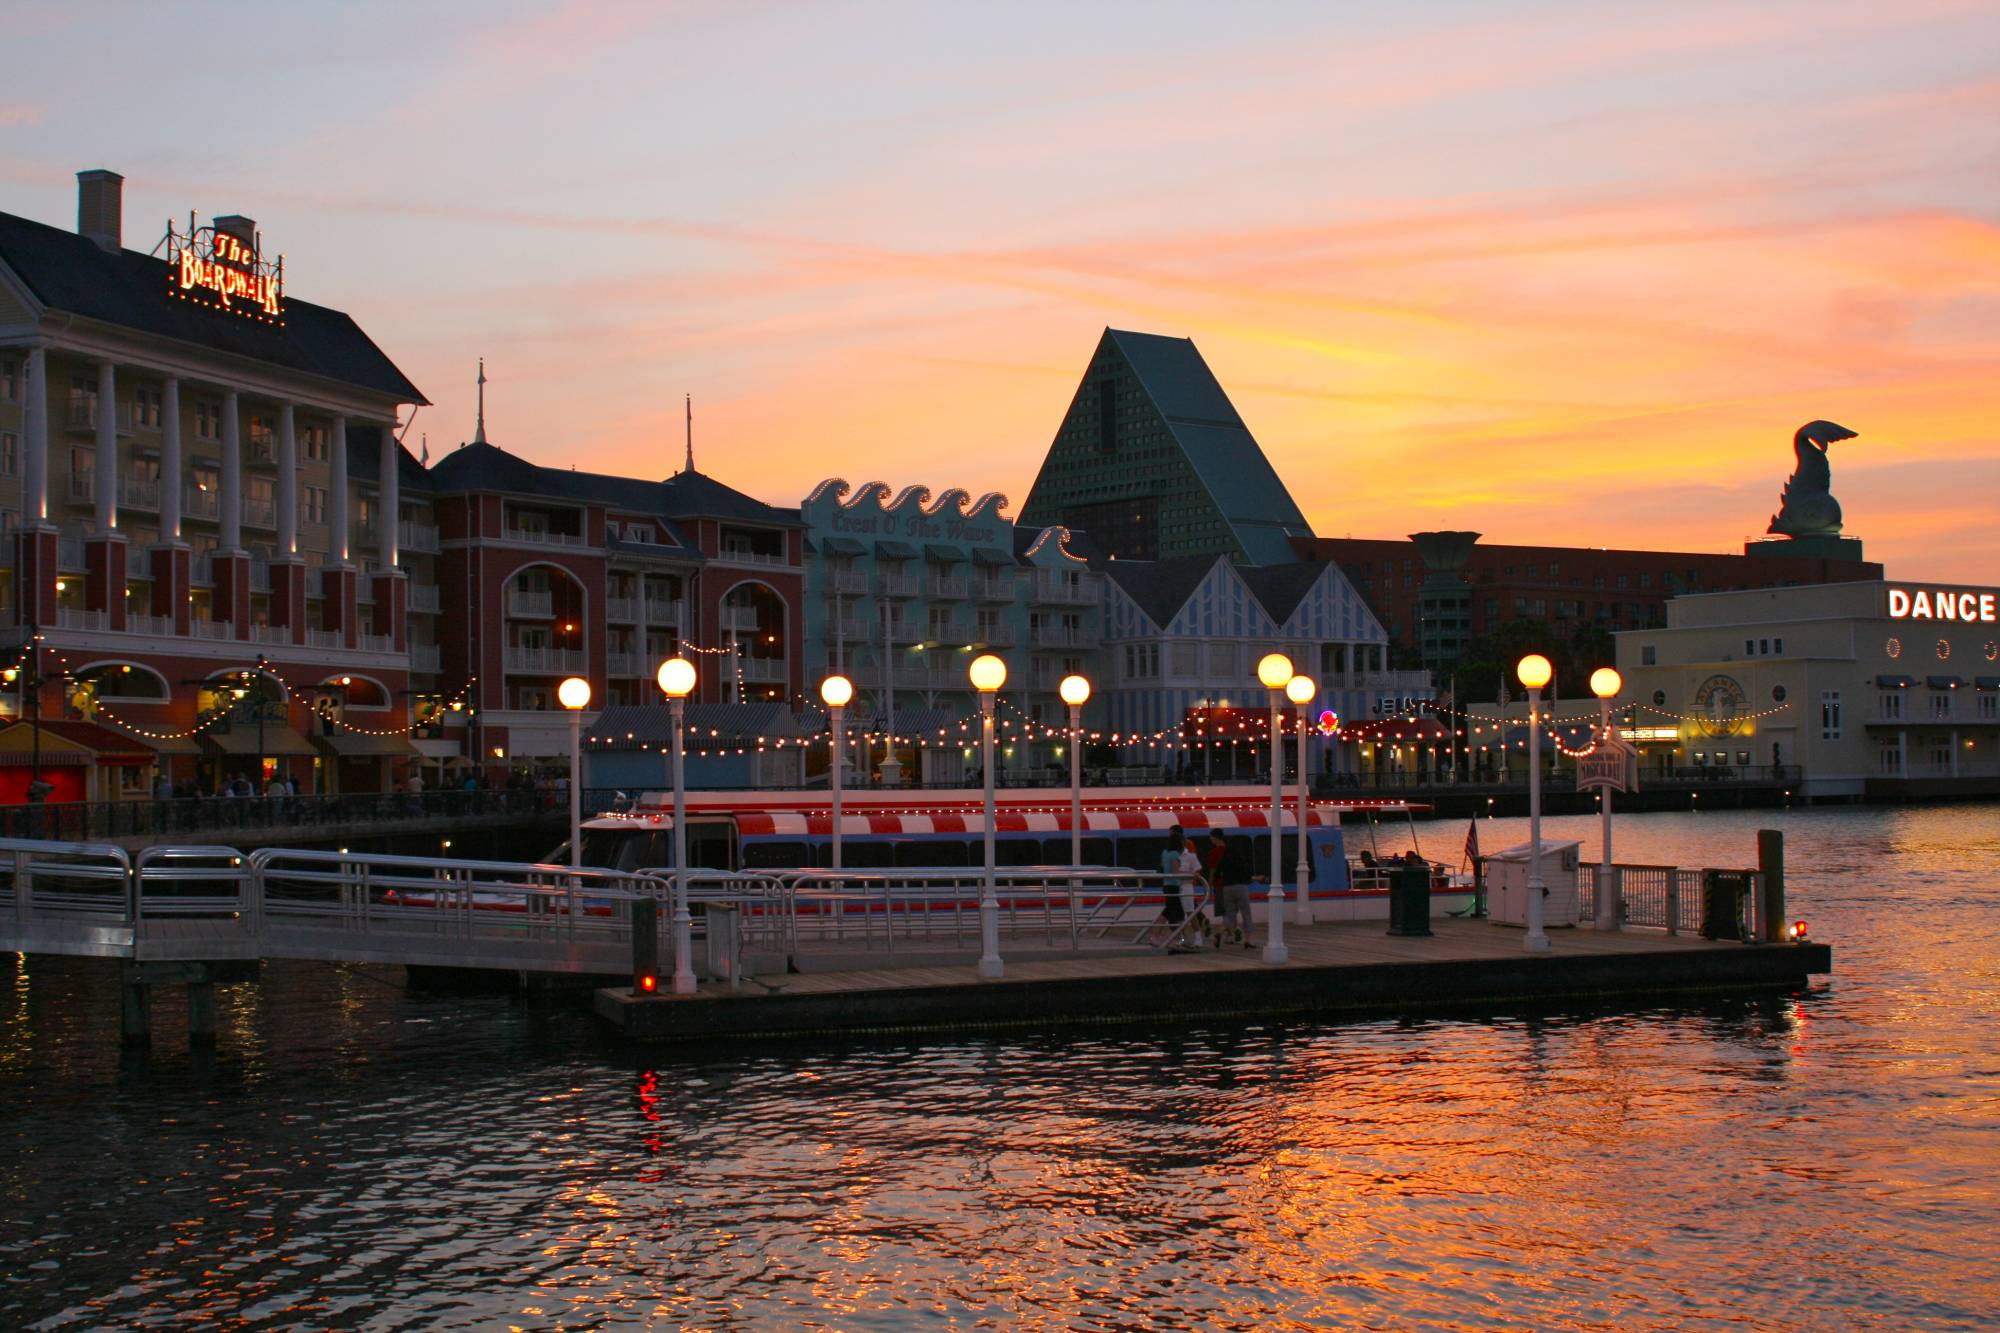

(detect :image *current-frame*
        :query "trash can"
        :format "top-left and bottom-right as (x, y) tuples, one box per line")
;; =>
(1700, 870), (1749, 941)
(1388, 862), (1433, 937)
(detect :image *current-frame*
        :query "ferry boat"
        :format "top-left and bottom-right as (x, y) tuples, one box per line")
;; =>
(569, 787), (1473, 921)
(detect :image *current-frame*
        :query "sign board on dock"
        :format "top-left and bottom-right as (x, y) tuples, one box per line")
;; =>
(1576, 739), (1637, 793)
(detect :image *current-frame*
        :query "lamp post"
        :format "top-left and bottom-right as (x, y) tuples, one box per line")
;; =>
(1517, 653), (1553, 953)
(1256, 652), (1293, 965)
(970, 653), (1007, 979)
(1286, 676), (1317, 924)
(1059, 673), (1091, 867)
(557, 675), (591, 868)
(819, 674), (853, 869)
(656, 656), (698, 995)
(1590, 665), (1622, 931)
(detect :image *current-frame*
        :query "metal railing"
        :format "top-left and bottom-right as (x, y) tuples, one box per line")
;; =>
(0, 789), (573, 842)
(0, 837), (132, 926)
(1579, 862), (1762, 938)
(773, 866), (1155, 956)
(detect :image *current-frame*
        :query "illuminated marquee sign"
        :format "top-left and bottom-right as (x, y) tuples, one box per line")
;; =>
(164, 214), (284, 324)
(1887, 587), (1996, 624)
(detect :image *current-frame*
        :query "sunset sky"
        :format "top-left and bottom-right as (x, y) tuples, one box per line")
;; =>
(4, 1), (1996, 579)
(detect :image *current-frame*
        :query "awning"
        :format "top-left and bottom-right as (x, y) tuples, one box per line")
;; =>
(322, 730), (421, 757)
(971, 548), (1013, 566)
(1926, 675), (1965, 689)
(923, 544), (964, 564)
(820, 536), (866, 557)
(875, 541), (918, 560)
(1976, 677), (2000, 692)
(1876, 675), (1915, 689)
(199, 724), (319, 757)
(0, 720), (153, 764)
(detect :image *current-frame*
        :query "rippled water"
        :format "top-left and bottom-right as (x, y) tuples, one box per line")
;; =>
(4, 805), (1999, 1331)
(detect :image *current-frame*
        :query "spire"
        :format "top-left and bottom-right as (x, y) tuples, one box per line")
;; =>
(683, 394), (694, 474)
(474, 358), (487, 445)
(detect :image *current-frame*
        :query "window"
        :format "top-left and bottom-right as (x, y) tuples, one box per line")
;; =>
(195, 399), (220, 440)
(1980, 694), (1997, 721)
(1879, 692), (1902, 721)
(68, 375), (98, 428)
(1758, 639), (1769, 655)
(1639, 574), (1651, 589)
(0, 432), (14, 478)
(0, 357), (16, 403)
(1640, 645), (1657, 666)
(1930, 692), (1953, 720)
(302, 424), (329, 462)
(1821, 691), (1842, 740)
(1879, 740), (1903, 775)
(1616, 575), (1629, 590)
(1773, 638), (1783, 655)
(133, 386), (162, 429)
(247, 414), (275, 461)
(304, 485), (327, 524)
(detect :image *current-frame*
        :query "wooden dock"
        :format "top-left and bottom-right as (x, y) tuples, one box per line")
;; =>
(596, 917), (1833, 1042)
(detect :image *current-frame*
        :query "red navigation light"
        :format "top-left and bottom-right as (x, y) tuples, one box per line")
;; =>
(1789, 920), (1810, 942)
(637, 973), (658, 994)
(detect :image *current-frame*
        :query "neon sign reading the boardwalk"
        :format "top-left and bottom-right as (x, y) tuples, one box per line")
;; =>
(1887, 587), (1996, 623)
(164, 216), (284, 323)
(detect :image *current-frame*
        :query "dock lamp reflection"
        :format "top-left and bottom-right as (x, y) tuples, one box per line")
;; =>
(970, 653), (1007, 979)
(1517, 653), (1553, 953)
(1590, 666), (1623, 931)
(1059, 673), (1091, 868)
(820, 674), (854, 870)
(558, 676), (592, 870)
(1286, 675), (1316, 925)
(656, 656), (698, 995)
(1256, 652), (1293, 965)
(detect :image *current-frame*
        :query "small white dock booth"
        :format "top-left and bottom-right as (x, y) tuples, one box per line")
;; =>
(1484, 839), (1583, 928)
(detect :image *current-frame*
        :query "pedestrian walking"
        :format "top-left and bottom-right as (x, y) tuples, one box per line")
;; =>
(1204, 829), (1253, 948)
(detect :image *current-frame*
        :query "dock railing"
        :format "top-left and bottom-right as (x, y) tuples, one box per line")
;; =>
(774, 865), (1155, 958)
(1581, 863), (1765, 939)
(0, 836), (132, 927)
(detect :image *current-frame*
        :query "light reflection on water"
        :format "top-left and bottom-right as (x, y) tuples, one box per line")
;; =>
(3, 805), (1999, 1331)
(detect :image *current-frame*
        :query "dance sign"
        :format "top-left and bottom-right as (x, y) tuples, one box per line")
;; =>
(1576, 738), (1636, 793)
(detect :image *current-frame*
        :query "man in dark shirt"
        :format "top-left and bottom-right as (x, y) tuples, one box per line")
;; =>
(1205, 830), (1253, 947)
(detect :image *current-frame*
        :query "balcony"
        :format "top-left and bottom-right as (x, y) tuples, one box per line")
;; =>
(878, 572), (919, 598)
(250, 622), (288, 644)
(359, 633), (395, 654)
(248, 563), (272, 594)
(122, 474), (161, 511)
(1032, 572), (1093, 605)
(643, 598), (684, 626)
(974, 574), (1016, 602)
(410, 643), (443, 673)
(66, 472), (95, 503)
(246, 435), (275, 465)
(507, 589), (554, 618)
(191, 551), (214, 584)
(244, 498), (276, 529)
(191, 619), (234, 641)
(929, 573), (970, 600)
(1032, 625), (1101, 650)
(606, 596), (640, 622)
(715, 546), (792, 568)
(184, 485), (220, 521)
(972, 624), (1017, 648)
(828, 616), (871, 644)
(504, 645), (585, 675)
(882, 615), (923, 643)
(57, 534), (86, 569)
(408, 585), (441, 614)
(828, 567), (867, 595)
(741, 657), (788, 685)
(126, 613), (171, 637)
(608, 651), (641, 676)
(398, 520), (440, 554)
(505, 526), (588, 548)
(721, 607), (761, 635)
(56, 607), (108, 631)
(64, 398), (131, 434)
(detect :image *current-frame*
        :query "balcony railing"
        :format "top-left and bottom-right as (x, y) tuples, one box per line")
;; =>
(974, 574), (1016, 601)
(127, 613), (172, 637)
(504, 645), (585, 675)
(122, 475), (161, 511)
(973, 624), (1017, 648)
(184, 486), (220, 521)
(829, 617), (871, 644)
(1032, 572), (1093, 604)
(505, 527), (588, 547)
(191, 619), (234, 641)
(721, 607), (761, 635)
(929, 574), (970, 600)
(306, 629), (342, 650)
(828, 568), (867, 595)
(56, 607), (107, 631)
(359, 633), (395, 655)
(643, 598), (683, 625)
(741, 658), (788, 684)
(608, 652), (641, 676)
(243, 498), (276, 529)
(397, 520), (440, 554)
(1031, 625), (1101, 650)
(250, 623), (289, 644)
(878, 572), (919, 598)
(408, 585), (440, 614)
(410, 644), (443, 673)
(715, 546), (791, 568)
(606, 596), (640, 622)
(508, 590), (554, 618)
(882, 616), (923, 643)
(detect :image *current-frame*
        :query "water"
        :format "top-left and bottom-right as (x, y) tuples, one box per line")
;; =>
(4, 805), (1998, 1331)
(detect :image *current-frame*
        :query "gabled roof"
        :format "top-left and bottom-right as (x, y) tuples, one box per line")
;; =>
(425, 440), (799, 529)
(1238, 560), (1334, 628)
(1103, 555), (1227, 629)
(0, 209), (424, 403)
(1102, 329), (1311, 563)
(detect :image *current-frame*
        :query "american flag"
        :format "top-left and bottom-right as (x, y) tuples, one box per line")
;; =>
(1463, 816), (1480, 868)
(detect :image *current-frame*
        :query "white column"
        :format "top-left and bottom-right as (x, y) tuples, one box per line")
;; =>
(21, 347), (47, 525)
(277, 402), (298, 556)
(378, 423), (398, 569)
(159, 377), (182, 540)
(94, 361), (117, 532)
(328, 415), (348, 562)
(219, 390), (243, 550)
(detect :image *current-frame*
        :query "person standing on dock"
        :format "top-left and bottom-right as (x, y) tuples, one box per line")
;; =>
(1206, 830), (1253, 948)
(1158, 825), (1190, 930)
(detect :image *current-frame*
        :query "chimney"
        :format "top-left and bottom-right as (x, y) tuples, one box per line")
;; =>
(212, 214), (257, 256)
(76, 169), (123, 252)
